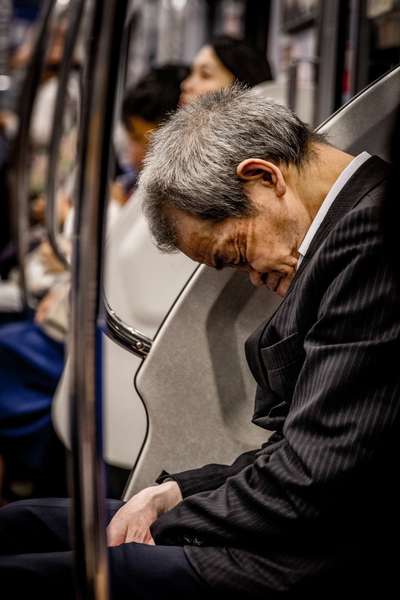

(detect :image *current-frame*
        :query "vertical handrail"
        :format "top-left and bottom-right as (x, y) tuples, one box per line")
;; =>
(8, 0), (56, 310)
(287, 60), (299, 112)
(287, 58), (319, 126)
(69, 0), (128, 598)
(45, 0), (85, 270)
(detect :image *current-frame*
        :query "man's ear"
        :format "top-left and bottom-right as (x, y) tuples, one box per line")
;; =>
(236, 158), (286, 197)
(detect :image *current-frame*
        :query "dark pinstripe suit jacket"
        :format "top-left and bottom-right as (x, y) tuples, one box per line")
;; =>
(152, 156), (400, 597)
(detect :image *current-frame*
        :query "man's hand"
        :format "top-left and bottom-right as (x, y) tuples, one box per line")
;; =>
(107, 481), (182, 547)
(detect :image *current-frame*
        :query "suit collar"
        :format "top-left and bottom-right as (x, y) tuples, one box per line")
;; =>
(248, 155), (391, 340)
(292, 155), (391, 284)
(297, 151), (371, 263)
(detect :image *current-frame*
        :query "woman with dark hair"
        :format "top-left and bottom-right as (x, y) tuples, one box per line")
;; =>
(180, 35), (272, 106)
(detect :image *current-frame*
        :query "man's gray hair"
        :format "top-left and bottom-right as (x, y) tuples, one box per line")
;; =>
(139, 84), (325, 251)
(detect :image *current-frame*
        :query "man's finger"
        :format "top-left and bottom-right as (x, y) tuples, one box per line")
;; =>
(107, 524), (126, 547)
(146, 534), (155, 546)
(124, 527), (155, 546)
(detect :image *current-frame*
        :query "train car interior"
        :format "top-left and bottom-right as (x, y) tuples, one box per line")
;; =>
(0, 0), (399, 597)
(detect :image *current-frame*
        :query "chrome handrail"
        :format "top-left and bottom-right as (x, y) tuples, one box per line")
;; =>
(103, 7), (149, 361)
(68, 0), (128, 598)
(105, 302), (152, 358)
(8, 0), (57, 310)
(45, 0), (84, 270)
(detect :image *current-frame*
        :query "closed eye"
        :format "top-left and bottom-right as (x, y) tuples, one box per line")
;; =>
(214, 255), (247, 270)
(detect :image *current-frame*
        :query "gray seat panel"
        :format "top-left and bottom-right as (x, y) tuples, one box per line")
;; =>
(129, 268), (280, 493)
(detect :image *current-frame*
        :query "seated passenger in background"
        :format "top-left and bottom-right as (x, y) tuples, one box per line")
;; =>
(0, 64), (188, 503)
(1, 86), (399, 598)
(111, 63), (189, 207)
(179, 34), (272, 106)
(0, 7), (80, 318)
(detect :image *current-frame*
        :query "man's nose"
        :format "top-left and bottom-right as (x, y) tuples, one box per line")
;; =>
(181, 75), (193, 93)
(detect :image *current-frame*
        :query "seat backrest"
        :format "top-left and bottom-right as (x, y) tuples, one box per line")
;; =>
(317, 66), (400, 156)
(52, 192), (197, 467)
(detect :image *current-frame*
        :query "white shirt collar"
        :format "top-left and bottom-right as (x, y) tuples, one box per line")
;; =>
(297, 151), (371, 267)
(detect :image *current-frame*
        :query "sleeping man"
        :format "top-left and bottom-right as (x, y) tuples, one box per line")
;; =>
(1, 85), (399, 599)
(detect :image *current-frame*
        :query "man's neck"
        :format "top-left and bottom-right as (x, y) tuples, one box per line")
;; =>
(291, 143), (355, 222)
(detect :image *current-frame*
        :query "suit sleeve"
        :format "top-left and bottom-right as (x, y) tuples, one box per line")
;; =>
(156, 436), (281, 498)
(151, 207), (400, 546)
(155, 450), (258, 497)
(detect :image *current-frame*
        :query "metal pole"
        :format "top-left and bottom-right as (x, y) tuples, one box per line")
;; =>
(348, 0), (369, 97)
(287, 58), (318, 125)
(8, 0), (57, 310)
(287, 60), (299, 112)
(69, 0), (128, 598)
(313, 0), (348, 125)
(45, 0), (85, 270)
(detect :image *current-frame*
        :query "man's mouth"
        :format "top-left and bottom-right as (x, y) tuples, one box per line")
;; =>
(261, 271), (281, 292)
(261, 270), (294, 296)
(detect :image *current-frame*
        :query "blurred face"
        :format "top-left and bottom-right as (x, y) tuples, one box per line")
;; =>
(180, 45), (235, 105)
(126, 116), (156, 171)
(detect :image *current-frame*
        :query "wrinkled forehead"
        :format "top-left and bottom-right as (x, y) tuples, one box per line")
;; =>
(168, 207), (217, 264)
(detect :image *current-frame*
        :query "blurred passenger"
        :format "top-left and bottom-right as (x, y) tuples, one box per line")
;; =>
(0, 8), (79, 314)
(180, 35), (272, 106)
(0, 64), (187, 502)
(112, 63), (189, 208)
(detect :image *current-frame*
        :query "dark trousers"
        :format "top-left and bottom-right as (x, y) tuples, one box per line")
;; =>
(0, 498), (208, 599)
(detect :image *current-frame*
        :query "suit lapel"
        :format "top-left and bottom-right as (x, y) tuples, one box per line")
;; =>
(293, 155), (391, 284)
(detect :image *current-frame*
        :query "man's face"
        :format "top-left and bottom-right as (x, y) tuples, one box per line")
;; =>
(170, 181), (307, 297)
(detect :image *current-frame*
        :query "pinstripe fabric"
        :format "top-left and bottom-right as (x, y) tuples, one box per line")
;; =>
(153, 156), (400, 597)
